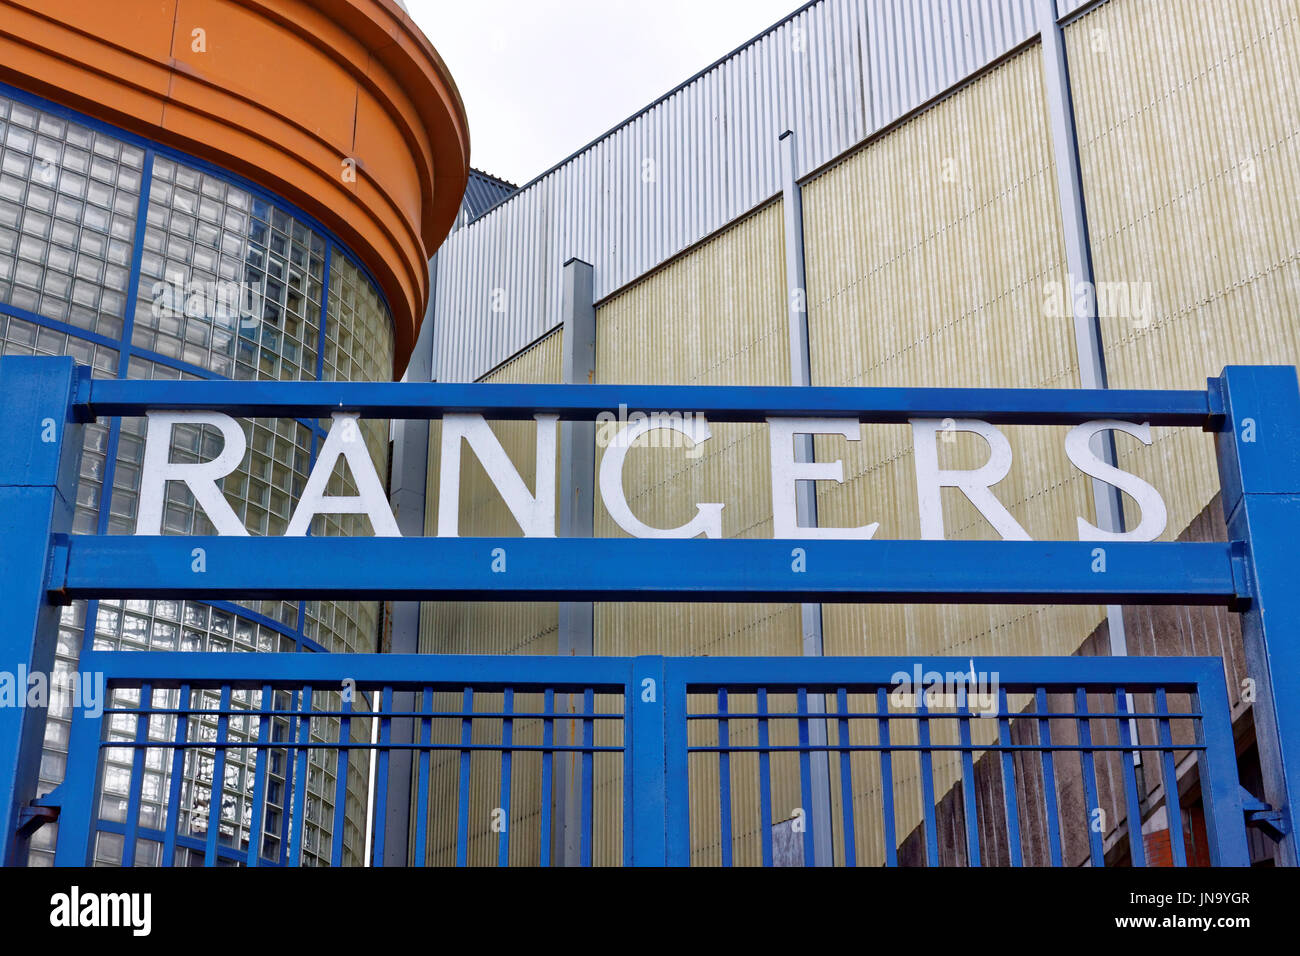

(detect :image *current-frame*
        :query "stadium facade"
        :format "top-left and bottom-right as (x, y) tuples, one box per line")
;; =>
(396, 0), (1296, 865)
(1, 0), (1297, 866)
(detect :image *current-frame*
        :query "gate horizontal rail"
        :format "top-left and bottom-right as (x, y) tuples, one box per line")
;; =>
(74, 376), (1221, 425)
(50, 536), (1244, 605)
(46, 652), (1247, 867)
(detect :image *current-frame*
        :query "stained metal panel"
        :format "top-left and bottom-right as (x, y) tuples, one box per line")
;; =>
(1067, 0), (1300, 573)
(800, 44), (1110, 862)
(432, 0), (1038, 384)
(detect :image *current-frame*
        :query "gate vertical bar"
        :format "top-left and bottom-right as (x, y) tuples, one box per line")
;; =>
(0, 356), (85, 866)
(779, 129), (834, 867)
(1192, 660), (1250, 865)
(1214, 364), (1300, 865)
(629, 656), (667, 866)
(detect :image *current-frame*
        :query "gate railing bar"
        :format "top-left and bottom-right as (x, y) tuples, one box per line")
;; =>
(916, 697), (940, 866)
(75, 378), (1220, 426)
(246, 683), (272, 868)
(1035, 687), (1066, 868)
(997, 687), (1024, 866)
(412, 687), (432, 865)
(957, 701), (981, 866)
(454, 687), (473, 868)
(835, 688), (857, 868)
(160, 682), (190, 867)
(50, 537), (1243, 606)
(1075, 688), (1105, 866)
(756, 689), (774, 867)
(1114, 688), (1147, 866)
(1155, 687), (1188, 867)
(120, 681), (151, 868)
(286, 683), (312, 866)
(876, 688), (898, 867)
(205, 685), (232, 867)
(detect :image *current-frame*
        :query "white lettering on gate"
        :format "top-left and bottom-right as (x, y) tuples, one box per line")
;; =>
(599, 413), (722, 538)
(767, 417), (878, 538)
(437, 413), (557, 537)
(132, 411), (1168, 543)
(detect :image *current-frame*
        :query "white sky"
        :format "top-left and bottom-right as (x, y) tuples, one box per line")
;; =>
(406, 0), (804, 186)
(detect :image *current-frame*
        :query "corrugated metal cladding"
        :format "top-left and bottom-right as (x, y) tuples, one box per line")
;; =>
(801, 44), (1108, 863)
(594, 201), (800, 661)
(430, 0), (1040, 384)
(1069, 0), (1300, 578)
(803, 44), (1099, 660)
(1055, 0), (1098, 19)
(457, 170), (518, 226)
(420, 328), (564, 657)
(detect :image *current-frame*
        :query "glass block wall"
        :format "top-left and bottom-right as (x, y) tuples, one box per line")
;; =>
(0, 84), (396, 866)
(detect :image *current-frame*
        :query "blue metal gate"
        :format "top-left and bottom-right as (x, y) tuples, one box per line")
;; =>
(2, 356), (1298, 865)
(44, 652), (1246, 866)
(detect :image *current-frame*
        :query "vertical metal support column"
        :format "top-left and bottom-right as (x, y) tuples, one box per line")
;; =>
(779, 130), (834, 867)
(556, 257), (596, 865)
(382, 257), (439, 865)
(1039, 2), (1133, 669)
(0, 356), (85, 865)
(628, 656), (668, 866)
(1215, 365), (1300, 866)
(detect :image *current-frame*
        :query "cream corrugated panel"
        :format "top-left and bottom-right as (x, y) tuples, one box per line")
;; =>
(801, 45), (1112, 864)
(594, 201), (803, 864)
(419, 330), (564, 864)
(1067, 0), (1300, 545)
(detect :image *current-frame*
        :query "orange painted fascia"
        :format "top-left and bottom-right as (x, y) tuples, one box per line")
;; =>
(0, 0), (471, 376)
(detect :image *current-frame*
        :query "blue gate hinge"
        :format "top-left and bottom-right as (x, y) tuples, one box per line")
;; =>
(1240, 787), (1290, 840)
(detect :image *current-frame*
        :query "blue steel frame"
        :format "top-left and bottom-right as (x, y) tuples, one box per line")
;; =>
(1, 356), (1297, 866)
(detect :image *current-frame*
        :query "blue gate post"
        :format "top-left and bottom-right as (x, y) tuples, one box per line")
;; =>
(1214, 365), (1300, 866)
(628, 656), (668, 865)
(0, 356), (86, 865)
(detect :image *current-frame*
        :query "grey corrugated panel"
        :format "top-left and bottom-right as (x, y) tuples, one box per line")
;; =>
(1056, 0), (1103, 19)
(432, 0), (1037, 383)
(459, 169), (518, 224)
